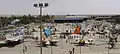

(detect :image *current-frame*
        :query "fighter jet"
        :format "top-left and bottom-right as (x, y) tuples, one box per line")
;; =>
(31, 26), (60, 47)
(96, 24), (120, 49)
(4, 27), (24, 45)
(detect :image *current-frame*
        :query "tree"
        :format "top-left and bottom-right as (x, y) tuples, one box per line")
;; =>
(20, 15), (29, 24)
(0, 17), (9, 28)
(51, 15), (54, 18)
(90, 16), (96, 20)
(28, 14), (35, 23)
(42, 14), (51, 22)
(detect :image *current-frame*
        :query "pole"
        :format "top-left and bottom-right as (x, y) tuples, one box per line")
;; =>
(72, 48), (74, 54)
(108, 32), (110, 54)
(80, 45), (81, 54)
(79, 35), (81, 54)
(51, 46), (53, 54)
(108, 43), (109, 54)
(61, 37), (63, 49)
(40, 6), (43, 54)
(23, 35), (25, 54)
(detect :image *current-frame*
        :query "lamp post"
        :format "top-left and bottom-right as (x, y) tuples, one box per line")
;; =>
(33, 3), (49, 54)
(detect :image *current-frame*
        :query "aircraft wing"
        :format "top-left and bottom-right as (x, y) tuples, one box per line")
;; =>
(55, 32), (71, 35)
(95, 40), (108, 42)
(0, 41), (7, 44)
(96, 31), (105, 34)
(6, 36), (23, 42)
(50, 40), (59, 43)
(6, 37), (18, 41)
(95, 43), (108, 46)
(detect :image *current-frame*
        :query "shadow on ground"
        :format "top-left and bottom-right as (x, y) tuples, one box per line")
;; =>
(0, 41), (23, 48)
(36, 44), (59, 48)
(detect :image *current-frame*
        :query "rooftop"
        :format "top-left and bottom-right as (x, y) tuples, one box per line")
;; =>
(53, 18), (82, 20)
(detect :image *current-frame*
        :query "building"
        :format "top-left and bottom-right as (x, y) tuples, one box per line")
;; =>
(53, 18), (83, 23)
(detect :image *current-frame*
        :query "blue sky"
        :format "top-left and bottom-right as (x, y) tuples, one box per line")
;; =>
(0, 0), (120, 15)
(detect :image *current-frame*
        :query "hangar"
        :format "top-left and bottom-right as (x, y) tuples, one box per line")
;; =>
(53, 18), (83, 23)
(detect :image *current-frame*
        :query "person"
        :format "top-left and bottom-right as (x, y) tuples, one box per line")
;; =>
(82, 30), (85, 36)
(79, 39), (85, 46)
(72, 48), (75, 54)
(69, 50), (72, 54)
(115, 37), (118, 42)
(64, 35), (66, 39)
(23, 46), (27, 52)
(55, 28), (57, 31)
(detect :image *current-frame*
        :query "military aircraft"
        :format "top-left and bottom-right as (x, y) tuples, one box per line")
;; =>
(4, 27), (24, 46)
(96, 36), (120, 49)
(96, 24), (120, 49)
(0, 28), (24, 47)
(30, 26), (60, 47)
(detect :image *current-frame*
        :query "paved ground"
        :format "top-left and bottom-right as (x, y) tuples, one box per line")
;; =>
(0, 37), (120, 54)
(0, 23), (120, 54)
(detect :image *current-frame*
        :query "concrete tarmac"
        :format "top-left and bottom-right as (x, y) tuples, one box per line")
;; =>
(0, 23), (120, 54)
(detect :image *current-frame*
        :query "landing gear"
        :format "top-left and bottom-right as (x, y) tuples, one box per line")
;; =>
(115, 38), (118, 42)
(108, 41), (115, 49)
